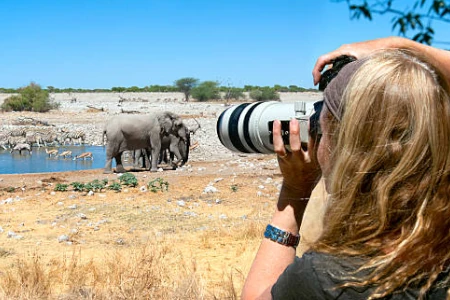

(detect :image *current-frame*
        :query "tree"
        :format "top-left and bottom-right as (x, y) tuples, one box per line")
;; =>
(249, 87), (280, 102)
(191, 81), (221, 102)
(334, 0), (450, 45)
(174, 77), (199, 102)
(223, 87), (246, 101)
(1, 82), (58, 112)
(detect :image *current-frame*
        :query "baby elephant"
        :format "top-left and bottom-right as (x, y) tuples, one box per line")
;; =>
(10, 143), (32, 155)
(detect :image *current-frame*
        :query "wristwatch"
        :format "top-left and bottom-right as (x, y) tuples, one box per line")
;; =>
(264, 224), (300, 248)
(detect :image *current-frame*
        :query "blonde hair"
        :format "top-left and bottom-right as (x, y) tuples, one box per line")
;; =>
(313, 50), (450, 298)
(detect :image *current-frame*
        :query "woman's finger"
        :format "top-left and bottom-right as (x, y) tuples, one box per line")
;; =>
(288, 118), (302, 153)
(272, 120), (286, 156)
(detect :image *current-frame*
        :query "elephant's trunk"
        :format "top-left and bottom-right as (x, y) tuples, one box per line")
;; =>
(181, 134), (190, 165)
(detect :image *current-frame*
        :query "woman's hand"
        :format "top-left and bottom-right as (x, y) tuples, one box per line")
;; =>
(273, 119), (321, 198)
(312, 37), (399, 85)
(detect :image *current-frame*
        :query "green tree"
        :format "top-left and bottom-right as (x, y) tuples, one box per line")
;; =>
(174, 77), (199, 102)
(111, 86), (126, 92)
(249, 87), (280, 102)
(335, 0), (450, 45)
(273, 84), (289, 92)
(126, 86), (141, 92)
(1, 82), (58, 112)
(223, 87), (246, 101)
(191, 81), (221, 102)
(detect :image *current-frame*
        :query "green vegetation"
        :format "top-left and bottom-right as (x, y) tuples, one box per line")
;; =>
(147, 177), (169, 193)
(70, 182), (85, 192)
(54, 183), (69, 192)
(249, 87), (280, 102)
(49, 175), (172, 194)
(119, 173), (138, 187)
(0, 81), (316, 96)
(1, 82), (59, 112)
(221, 87), (246, 101)
(337, 0), (450, 45)
(174, 77), (199, 102)
(191, 81), (221, 102)
(107, 182), (122, 192)
(84, 179), (106, 192)
(230, 184), (239, 192)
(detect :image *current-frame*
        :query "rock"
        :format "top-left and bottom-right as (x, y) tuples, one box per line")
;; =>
(77, 213), (87, 219)
(58, 235), (70, 242)
(203, 185), (218, 194)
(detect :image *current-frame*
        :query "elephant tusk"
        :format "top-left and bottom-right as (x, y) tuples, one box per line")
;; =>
(189, 141), (199, 150)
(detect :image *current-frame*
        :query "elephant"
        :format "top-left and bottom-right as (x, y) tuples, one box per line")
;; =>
(159, 118), (201, 169)
(132, 148), (150, 169)
(103, 112), (189, 173)
(158, 118), (201, 169)
(158, 131), (190, 169)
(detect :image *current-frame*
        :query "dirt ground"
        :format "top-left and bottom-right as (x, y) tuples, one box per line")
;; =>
(0, 95), (326, 298)
(0, 110), (287, 298)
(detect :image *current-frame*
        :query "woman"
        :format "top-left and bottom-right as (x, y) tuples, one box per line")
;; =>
(242, 47), (450, 299)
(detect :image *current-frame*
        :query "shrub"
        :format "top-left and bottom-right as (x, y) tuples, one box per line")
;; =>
(1, 95), (29, 111)
(54, 184), (68, 192)
(191, 81), (221, 102)
(84, 179), (106, 192)
(70, 182), (85, 192)
(1, 82), (59, 112)
(119, 173), (138, 187)
(107, 182), (122, 192)
(223, 88), (245, 101)
(249, 87), (280, 102)
(147, 177), (169, 193)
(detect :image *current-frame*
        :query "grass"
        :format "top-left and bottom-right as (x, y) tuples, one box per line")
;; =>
(0, 226), (262, 299)
(0, 170), (281, 299)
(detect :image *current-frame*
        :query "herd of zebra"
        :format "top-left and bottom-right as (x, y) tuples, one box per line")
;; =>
(0, 127), (93, 159)
(0, 127), (87, 149)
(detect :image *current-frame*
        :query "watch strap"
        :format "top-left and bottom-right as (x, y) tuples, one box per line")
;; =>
(264, 224), (300, 248)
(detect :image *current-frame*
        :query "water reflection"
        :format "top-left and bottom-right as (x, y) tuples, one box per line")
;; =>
(0, 146), (107, 174)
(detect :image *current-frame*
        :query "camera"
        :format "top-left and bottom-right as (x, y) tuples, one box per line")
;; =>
(216, 55), (356, 154)
(216, 101), (318, 154)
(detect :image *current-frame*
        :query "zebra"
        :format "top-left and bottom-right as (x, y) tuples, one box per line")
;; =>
(7, 128), (27, 137)
(35, 130), (59, 146)
(7, 136), (27, 148)
(65, 130), (86, 145)
(25, 132), (43, 147)
(10, 143), (32, 155)
(56, 132), (70, 145)
(0, 132), (9, 149)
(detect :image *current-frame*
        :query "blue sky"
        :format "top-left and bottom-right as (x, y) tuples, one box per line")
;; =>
(1, 0), (449, 90)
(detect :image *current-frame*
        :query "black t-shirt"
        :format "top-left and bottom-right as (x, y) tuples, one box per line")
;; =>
(271, 251), (448, 299)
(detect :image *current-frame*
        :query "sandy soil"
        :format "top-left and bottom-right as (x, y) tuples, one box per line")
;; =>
(0, 92), (326, 297)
